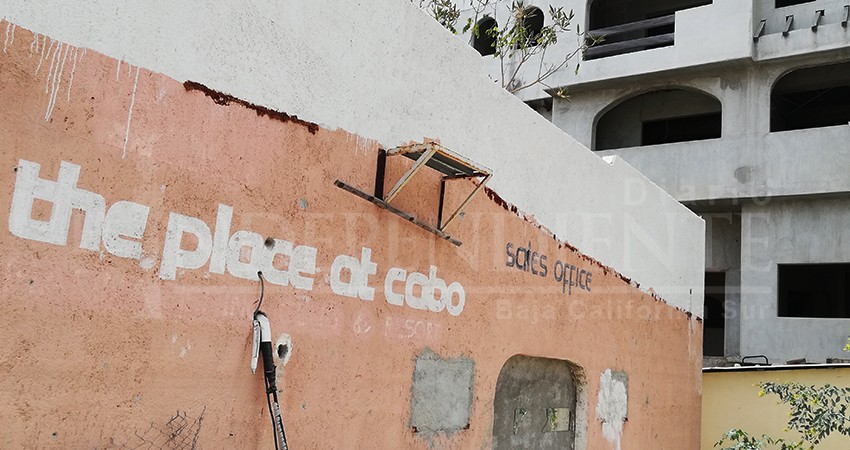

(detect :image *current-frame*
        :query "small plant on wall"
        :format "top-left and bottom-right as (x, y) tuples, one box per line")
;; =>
(412, 0), (599, 97)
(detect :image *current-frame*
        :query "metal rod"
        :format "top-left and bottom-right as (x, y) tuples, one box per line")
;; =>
(374, 149), (387, 198)
(588, 14), (675, 39)
(437, 178), (446, 230)
(335, 180), (462, 246)
(440, 174), (492, 231)
(753, 19), (766, 41)
(843, 5), (849, 27)
(812, 10), (824, 31)
(384, 146), (437, 203)
(584, 33), (675, 59)
(783, 15), (794, 37)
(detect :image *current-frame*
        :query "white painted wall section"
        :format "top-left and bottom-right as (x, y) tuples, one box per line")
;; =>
(0, 0), (705, 315)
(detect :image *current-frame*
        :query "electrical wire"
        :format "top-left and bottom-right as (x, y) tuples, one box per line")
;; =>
(264, 375), (281, 450)
(254, 270), (288, 449)
(254, 271), (265, 316)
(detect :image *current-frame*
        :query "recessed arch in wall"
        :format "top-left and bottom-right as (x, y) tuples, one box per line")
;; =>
(521, 6), (545, 46)
(771, 60), (850, 132)
(492, 354), (588, 450)
(593, 87), (721, 150)
(472, 16), (499, 56)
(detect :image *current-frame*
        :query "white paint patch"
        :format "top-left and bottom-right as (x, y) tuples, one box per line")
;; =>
(45, 42), (70, 121)
(35, 37), (53, 76)
(43, 41), (59, 93)
(29, 32), (37, 56)
(122, 66), (140, 159)
(3, 21), (15, 53)
(596, 369), (628, 450)
(66, 47), (78, 101)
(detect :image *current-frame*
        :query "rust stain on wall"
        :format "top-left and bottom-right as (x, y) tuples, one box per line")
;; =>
(183, 80), (320, 135)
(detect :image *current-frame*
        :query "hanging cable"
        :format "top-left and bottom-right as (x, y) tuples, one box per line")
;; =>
(251, 271), (289, 450)
(254, 271), (265, 316)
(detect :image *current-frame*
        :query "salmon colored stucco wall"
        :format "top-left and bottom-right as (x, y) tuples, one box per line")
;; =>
(0, 23), (702, 449)
(702, 367), (850, 449)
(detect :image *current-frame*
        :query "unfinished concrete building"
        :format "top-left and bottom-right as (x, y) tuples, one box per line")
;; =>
(458, 0), (850, 364)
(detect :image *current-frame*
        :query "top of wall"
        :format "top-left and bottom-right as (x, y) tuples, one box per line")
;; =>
(0, 0), (705, 315)
(704, 363), (850, 373)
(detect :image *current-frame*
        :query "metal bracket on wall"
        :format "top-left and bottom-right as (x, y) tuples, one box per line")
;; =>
(335, 142), (492, 247)
(812, 9), (824, 31)
(843, 5), (849, 27)
(783, 15), (794, 37)
(753, 19), (766, 41)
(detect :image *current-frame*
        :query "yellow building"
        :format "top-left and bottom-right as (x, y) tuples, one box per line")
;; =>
(703, 364), (850, 449)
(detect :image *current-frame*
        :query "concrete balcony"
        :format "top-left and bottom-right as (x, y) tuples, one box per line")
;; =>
(754, 0), (850, 61)
(546, 0), (755, 92)
(460, 0), (754, 101)
(595, 124), (850, 203)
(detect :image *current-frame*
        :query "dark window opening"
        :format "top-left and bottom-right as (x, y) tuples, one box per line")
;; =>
(472, 17), (498, 56)
(778, 263), (850, 318)
(775, 0), (816, 8)
(704, 272), (726, 357)
(521, 7), (545, 47)
(526, 97), (553, 122)
(642, 113), (721, 146)
(585, 0), (711, 59)
(772, 62), (850, 132)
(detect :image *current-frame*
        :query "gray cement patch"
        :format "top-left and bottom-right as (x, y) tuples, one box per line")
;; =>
(410, 348), (475, 439)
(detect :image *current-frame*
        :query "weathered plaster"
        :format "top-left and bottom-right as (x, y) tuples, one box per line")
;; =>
(0, 22), (702, 449)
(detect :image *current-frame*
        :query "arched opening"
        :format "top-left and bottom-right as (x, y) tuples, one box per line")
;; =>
(771, 61), (850, 132)
(522, 6), (545, 46)
(585, 0), (711, 59)
(492, 355), (587, 450)
(472, 16), (498, 56)
(594, 88), (721, 150)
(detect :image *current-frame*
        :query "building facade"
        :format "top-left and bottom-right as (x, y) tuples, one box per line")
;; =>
(458, 0), (850, 363)
(0, 0), (705, 448)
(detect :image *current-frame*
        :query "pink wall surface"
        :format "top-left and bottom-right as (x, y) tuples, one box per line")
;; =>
(0, 23), (702, 449)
